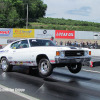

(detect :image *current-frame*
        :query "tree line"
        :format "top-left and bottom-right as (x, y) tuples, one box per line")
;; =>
(0, 0), (47, 28)
(0, 0), (100, 32)
(31, 17), (100, 31)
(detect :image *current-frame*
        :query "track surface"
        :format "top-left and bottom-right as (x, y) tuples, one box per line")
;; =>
(0, 67), (100, 100)
(0, 56), (100, 100)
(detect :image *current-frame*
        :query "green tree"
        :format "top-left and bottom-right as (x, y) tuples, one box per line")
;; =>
(0, 0), (24, 27)
(23, 0), (47, 21)
(0, 0), (47, 28)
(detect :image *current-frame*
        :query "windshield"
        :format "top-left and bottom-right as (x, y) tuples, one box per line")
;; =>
(29, 39), (56, 47)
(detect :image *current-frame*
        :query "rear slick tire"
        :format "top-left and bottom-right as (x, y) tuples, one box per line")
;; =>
(1, 58), (13, 72)
(38, 58), (53, 78)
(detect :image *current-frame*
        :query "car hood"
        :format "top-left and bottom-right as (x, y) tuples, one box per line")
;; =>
(54, 46), (81, 51)
(32, 46), (84, 51)
(30, 46), (90, 52)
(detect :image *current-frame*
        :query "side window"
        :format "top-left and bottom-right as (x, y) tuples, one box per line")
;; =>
(17, 40), (29, 49)
(11, 42), (20, 49)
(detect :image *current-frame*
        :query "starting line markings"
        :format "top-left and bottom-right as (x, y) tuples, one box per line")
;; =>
(0, 84), (39, 100)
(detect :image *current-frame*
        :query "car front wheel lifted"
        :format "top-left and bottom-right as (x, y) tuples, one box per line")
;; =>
(67, 63), (82, 73)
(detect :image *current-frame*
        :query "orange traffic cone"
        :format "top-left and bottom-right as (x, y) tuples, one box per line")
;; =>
(90, 61), (93, 67)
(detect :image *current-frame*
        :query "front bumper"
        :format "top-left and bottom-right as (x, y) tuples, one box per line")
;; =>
(55, 56), (91, 64)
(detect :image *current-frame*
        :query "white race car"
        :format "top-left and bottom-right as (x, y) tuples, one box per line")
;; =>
(0, 38), (91, 77)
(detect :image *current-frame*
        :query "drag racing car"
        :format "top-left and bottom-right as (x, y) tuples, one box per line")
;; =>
(0, 38), (91, 77)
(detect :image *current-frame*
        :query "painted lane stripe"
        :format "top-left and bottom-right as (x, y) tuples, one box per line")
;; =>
(82, 69), (100, 74)
(0, 84), (39, 100)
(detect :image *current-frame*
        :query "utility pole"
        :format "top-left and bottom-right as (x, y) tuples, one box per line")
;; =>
(26, 3), (28, 29)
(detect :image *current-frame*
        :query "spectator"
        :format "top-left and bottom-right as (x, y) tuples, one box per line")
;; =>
(86, 41), (89, 48)
(94, 41), (98, 49)
(93, 41), (95, 48)
(74, 41), (78, 47)
(65, 41), (67, 46)
(56, 41), (58, 45)
(50, 36), (54, 41)
(67, 41), (69, 46)
(60, 41), (63, 46)
(83, 41), (85, 47)
(69, 41), (72, 46)
(88, 42), (93, 49)
(0, 45), (2, 49)
(50, 36), (56, 44)
(80, 41), (82, 47)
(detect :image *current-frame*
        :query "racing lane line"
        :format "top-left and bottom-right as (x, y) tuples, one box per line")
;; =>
(0, 84), (39, 100)
(82, 69), (100, 74)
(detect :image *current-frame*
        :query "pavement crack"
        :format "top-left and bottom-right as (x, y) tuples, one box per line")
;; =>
(34, 83), (45, 94)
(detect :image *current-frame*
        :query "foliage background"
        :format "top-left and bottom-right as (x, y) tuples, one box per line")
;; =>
(0, 0), (100, 32)
(0, 0), (47, 28)
(29, 18), (100, 31)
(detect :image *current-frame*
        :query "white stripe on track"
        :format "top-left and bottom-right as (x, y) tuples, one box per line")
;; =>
(0, 84), (39, 100)
(82, 69), (100, 74)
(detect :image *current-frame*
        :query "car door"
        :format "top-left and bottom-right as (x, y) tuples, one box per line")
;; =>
(11, 40), (31, 66)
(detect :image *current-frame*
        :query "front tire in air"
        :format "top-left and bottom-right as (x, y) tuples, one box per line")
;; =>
(67, 63), (82, 73)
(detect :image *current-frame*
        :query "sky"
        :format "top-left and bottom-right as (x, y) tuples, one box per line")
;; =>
(43, 0), (100, 23)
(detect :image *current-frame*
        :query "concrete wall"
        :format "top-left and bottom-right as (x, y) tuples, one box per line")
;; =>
(91, 49), (100, 56)
(35, 29), (55, 38)
(0, 29), (100, 46)
(75, 31), (94, 39)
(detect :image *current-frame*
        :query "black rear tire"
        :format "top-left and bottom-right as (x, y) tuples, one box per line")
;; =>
(1, 58), (13, 72)
(38, 58), (53, 78)
(67, 63), (82, 73)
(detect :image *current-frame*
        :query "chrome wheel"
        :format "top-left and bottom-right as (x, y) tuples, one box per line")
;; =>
(1, 60), (8, 71)
(38, 58), (53, 77)
(40, 61), (49, 74)
(1, 58), (13, 72)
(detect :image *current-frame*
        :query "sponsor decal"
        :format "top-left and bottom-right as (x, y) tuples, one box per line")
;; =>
(55, 30), (75, 39)
(13, 29), (34, 38)
(10, 61), (35, 65)
(0, 50), (9, 53)
(43, 30), (47, 34)
(19, 62), (23, 65)
(9, 61), (12, 64)
(31, 61), (36, 65)
(26, 61), (31, 64)
(0, 29), (11, 36)
(50, 60), (55, 63)
(14, 61), (18, 64)
(33, 63), (36, 65)
(13, 61), (19, 65)
(0, 50), (4, 52)
(35, 30), (54, 38)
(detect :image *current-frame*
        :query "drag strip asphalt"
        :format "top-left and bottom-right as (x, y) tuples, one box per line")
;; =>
(0, 64), (100, 100)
